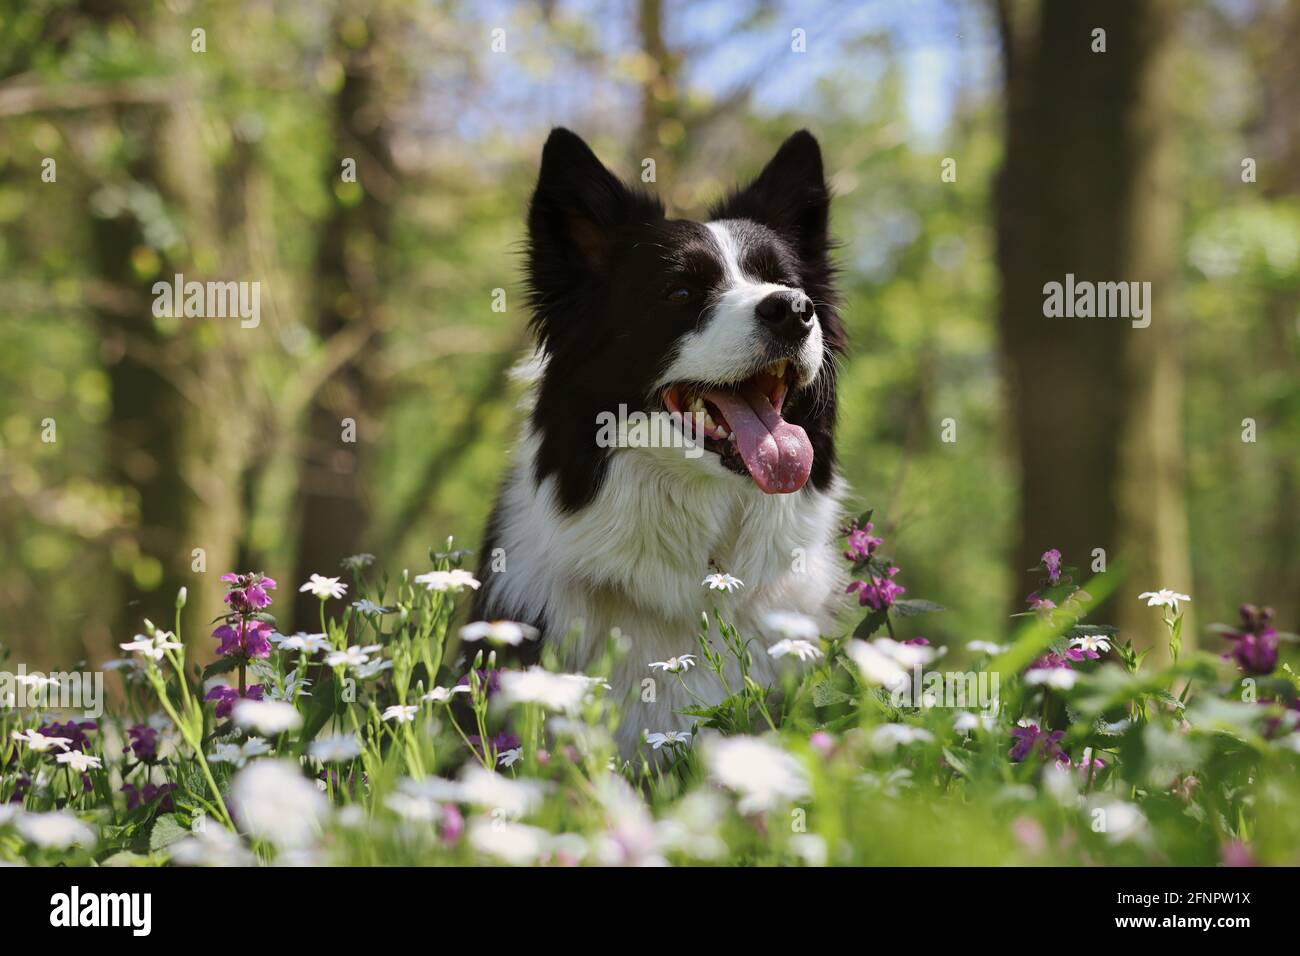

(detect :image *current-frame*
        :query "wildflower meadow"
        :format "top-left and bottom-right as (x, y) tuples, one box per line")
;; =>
(3, 516), (1296, 873)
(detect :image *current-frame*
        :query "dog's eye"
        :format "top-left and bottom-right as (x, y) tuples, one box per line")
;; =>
(666, 287), (693, 303)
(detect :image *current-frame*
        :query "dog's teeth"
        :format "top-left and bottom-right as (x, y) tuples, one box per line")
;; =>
(717, 426), (729, 439)
(703, 413), (716, 430)
(769, 359), (788, 378)
(689, 397), (705, 413)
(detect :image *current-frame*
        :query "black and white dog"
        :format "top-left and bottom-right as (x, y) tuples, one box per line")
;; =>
(472, 128), (846, 755)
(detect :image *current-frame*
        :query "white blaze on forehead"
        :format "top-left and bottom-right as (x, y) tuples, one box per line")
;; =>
(654, 220), (823, 390)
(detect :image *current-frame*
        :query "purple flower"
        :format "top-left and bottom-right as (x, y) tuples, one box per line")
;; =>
(1026, 592), (1056, 613)
(440, 804), (465, 845)
(123, 725), (160, 763)
(123, 781), (177, 812)
(1263, 697), (1300, 740)
(844, 521), (884, 562)
(847, 566), (906, 610)
(205, 683), (265, 719)
(1221, 840), (1257, 868)
(456, 669), (502, 697)
(1029, 652), (1073, 671)
(1009, 722), (1067, 764)
(809, 731), (835, 757)
(1075, 749), (1107, 774)
(38, 720), (97, 753)
(1041, 549), (1062, 586)
(221, 572), (278, 613)
(467, 731), (520, 760)
(1221, 604), (1279, 676)
(212, 619), (274, 660)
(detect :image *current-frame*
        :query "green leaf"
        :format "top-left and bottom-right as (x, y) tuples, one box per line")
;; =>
(941, 747), (968, 776)
(148, 814), (189, 852)
(853, 608), (889, 638)
(201, 658), (239, 680)
(891, 599), (945, 617)
(296, 670), (340, 750)
(811, 681), (855, 707)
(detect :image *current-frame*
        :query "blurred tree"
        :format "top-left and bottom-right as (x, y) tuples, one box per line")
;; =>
(635, 0), (683, 190)
(291, 2), (406, 629)
(995, 0), (1192, 655)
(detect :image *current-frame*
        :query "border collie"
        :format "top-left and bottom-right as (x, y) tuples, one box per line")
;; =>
(472, 128), (846, 756)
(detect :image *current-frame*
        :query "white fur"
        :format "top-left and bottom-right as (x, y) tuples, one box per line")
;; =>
(481, 422), (846, 758)
(654, 221), (824, 391)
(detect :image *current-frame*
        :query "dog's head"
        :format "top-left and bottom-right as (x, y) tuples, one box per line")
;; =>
(525, 128), (844, 509)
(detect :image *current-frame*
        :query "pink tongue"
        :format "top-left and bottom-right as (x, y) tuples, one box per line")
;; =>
(705, 384), (813, 494)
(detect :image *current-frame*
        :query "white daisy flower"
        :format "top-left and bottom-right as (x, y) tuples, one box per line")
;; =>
(457, 764), (547, 816)
(702, 572), (744, 592)
(1138, 589), (1191, 612)
(262, 670), (312, 701)
(17, 811), (96, 850)
(119, 630), (183, 662)
(498, 667), (603, 713)
(1025, 667), (1080, 690)
(233, 699), (303, 735)
(414, 569), (481, 592)
(170, 823), (256, 867)
(354, 658), (394, 681)
(459, 620), (540, 646)
(385, 791), (440, 823)
(274, 632), (332, 654)
(768, 639), (823, 662)
(497, 747), (524, 768)
(55, 751), (102, 772)
(230, 760), (328, 850)
(1085, 796), (1149, 845)
(382, 704), (418, 723)
(309, 733), (362, 763)
(299, 574), (348, 600)
(845, 640), (908, 692)
(325, 644), (382, 668)
(422, 685), (471, 704)
(11, 729), (73, 753)
(468, 818), (550, 866)
(953, 711), (997, 734)
(351, 599), (392, 615)
(704, 733), (809, 813)
(1070, 634), (1112, 654)
(966, 640), (1009, 655)
(649, 654), (696, 674)
(340, 553), (375, 570)
(791, 833), (828, 867)
(208, 738), (273, 768)
(762, 610), (820, 641)
(870, 723), (935, 752)
(644, 730), (692, 750)
(872, 637), (939, 669)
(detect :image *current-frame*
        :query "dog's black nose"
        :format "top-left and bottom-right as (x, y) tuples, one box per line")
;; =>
(755, 290), (815, 343)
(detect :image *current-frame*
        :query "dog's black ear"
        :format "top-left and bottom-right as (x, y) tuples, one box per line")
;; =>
(709, 130), (830, 262)
(528, 129), (654, 277)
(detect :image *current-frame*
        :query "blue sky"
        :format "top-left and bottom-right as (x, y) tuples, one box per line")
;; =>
(447, 0), (1001, 147)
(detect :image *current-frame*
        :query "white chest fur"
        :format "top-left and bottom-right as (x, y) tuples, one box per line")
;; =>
(480, 428), (847, 755)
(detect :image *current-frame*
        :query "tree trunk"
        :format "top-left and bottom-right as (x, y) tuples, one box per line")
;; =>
(996, 0), (1192, 657)
(291, 4), (402, 629)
